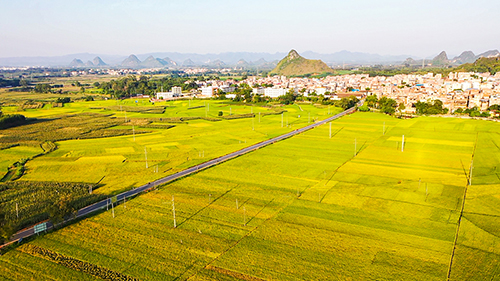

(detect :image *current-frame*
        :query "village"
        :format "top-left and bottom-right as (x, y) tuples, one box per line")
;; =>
(153, 71), (500, 114)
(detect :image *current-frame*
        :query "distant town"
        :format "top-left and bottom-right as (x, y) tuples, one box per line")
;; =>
(2, 65), (500, 115)
(153, 71), (500, 114)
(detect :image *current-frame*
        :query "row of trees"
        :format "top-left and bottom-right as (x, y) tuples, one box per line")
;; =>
(363, 95), (453, 116)
(363, 95), (399, 114)
(0, 107), (27, 130)
(455, 107), (491, 117)
(0, 78), (20, 88)
(97, 75), (199, 98)
(415, 100), (448, 115)
(212, 85), (359, 109)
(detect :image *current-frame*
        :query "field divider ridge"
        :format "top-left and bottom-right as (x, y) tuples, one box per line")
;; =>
(446, 131), (478, 280)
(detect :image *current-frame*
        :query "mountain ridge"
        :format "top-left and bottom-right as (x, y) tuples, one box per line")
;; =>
(270, 50), (333, 76)
(1, 49), (499, 67)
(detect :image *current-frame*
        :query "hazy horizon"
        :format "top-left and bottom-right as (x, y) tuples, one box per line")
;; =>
(1, 0), (499, 59)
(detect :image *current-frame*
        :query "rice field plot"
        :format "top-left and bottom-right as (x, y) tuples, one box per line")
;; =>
(204, 114), (473, 280)
(3, 113), (496, 280)
(0, 181), (105, 237)
(448, 121), (500, 280)
(19, 102), (342, 195)
(0, 249), (100, 281)
(0, 146), (43, 178)
(7, 170), (292, 281)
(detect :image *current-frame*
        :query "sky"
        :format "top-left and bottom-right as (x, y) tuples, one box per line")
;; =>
(1, 0), (499, 58)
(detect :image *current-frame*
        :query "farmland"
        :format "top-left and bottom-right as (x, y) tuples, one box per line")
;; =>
(0, 97), (341, 236)
(1, 112), (498, 280)
(7, 99), (339, 194)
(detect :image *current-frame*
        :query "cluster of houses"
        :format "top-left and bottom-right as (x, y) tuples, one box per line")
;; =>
(153, 72), (500, 113)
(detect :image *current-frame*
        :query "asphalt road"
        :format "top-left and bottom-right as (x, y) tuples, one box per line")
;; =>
(5, 104), (358, 246)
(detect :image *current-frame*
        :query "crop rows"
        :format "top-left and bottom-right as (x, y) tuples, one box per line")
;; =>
(0, 113), (143, 147)
(0, 181), (105, 237)
(19, 244), (138, 281)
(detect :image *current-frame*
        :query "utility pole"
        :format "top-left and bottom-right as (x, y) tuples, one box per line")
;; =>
(243, 206), (247, 226)
(469, 160), (473, 186)
(252, 117), (255, 130)
(145, 147), (148, 169)
(172, 195), (177, 228)
(112, 201), (115, 218)
(281, 113), (284, 127)
(236, 198), (239, 209)
(132, 125), (135, 141)
(16, 203), (19, 219)
(308, 112), (310, 124)
(401, 135), (405, 152)
(354, 138), (357, 157)
(329, 122), (332, 138)
(259, 112), (261, 123)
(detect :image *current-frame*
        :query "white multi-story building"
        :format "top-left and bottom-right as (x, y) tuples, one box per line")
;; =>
(156, 92), (175, 99)
(172, 86), (182, 95)
(264, 88), (287, 98)
(201, 86), (214, 97)
(252, 87), (265, 95)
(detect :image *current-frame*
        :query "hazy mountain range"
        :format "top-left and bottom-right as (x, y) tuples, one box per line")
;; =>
(0, 49), (498, 68)
(403, 50), (500, 67)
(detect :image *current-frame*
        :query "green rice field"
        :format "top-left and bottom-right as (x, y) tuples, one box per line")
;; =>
(1, 112), (498, 280)
(7, 99), (339, 195)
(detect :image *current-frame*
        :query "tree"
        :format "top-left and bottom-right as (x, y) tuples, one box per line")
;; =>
(48, 194), (76, 225)
(378, 97), (397, 115)
(366, 95), (378, 108)
(0, 209), (16, 242)
(339, 95), (359, 109)
(398, 103), (406, 115)
(278, 89), (297, 105)
(55, 97), (71, 104)
(34, 83), (52, 93)
(358, 104), (370, 112)
(415, 99), (446, 115)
